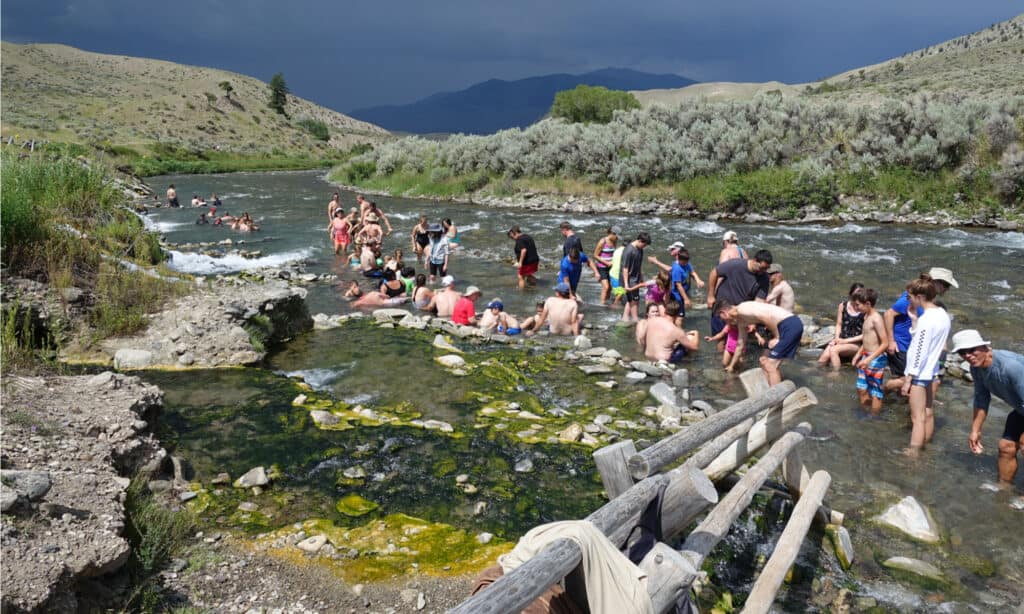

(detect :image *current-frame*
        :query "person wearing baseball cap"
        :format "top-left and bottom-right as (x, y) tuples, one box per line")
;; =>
(451, 285), (482, 326)
(953, 329), (1024, 488)
(422, 275), (461, 318)
(765, 263), (795, 312)
(883, 268), (958, 393)
(718, 230), (746, 263)
(479, 298), (522, 335)
(531, 282), (584, 336)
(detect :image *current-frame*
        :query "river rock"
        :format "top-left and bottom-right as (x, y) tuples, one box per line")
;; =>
(573, 335), (592, 350)
(595, 380), (617, 389)
(629, 361), (666, 377)
(0, 470), (52, 502)
(399, 315), (427, 330)
(343, 466), (366, 479)
(558, 423), (583, 443)
(179, 490), (198, 502)
(113, 348), (154, 370)
(296, 534), (327, 554)
(233, 466), (269, 488)
(292, 394), (308, 406)
(809, 327), (836, 348)
(603, 349), (622, 360)
(826, 524), (855, 570)
(582, 347), (607, 357)
(238, 502), (259, 512)
(874, 496), (940, 543)
(649, 383), (678, 409)
(177, 352), (195, 366)
(883, 556), (945, 584)
(579, 364), (613, 375)
(691, 400), (716, 417)
(672, 368), (689, 389)
(477, 532), (494, 545)
(372, 308), (412, 322)
(423, 419), (454, 433)
(514, 458), (534, 473)
(0, 484), (18, 512)
(625, 371), (647, 384)
(309, 410), (339, 426)
(435, 354), (466, 369)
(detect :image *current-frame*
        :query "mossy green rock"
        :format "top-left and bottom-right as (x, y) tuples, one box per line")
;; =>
(883, 556), (948, 589)
(336, 494), (379, 516)
(825, 523), (855, 570)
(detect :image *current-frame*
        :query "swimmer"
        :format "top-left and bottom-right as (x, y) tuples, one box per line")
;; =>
(478, 299), (521, 335)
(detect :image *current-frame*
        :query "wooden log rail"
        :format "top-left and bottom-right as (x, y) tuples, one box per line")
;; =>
(451, 377), (842, 614)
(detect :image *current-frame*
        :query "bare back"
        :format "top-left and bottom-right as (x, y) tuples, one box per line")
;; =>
(435, 290), (461, 318)
(736, 301), (793, 330)
(543, 296), (578, 335)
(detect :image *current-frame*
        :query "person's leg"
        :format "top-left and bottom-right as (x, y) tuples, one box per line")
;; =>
(833, 344), (859, 369)
(818, 345), (832, 366)
(760, 356), (782, 386)
(908, 382), (930, 449)
(923, 384), (935, 442)
(997, 438), (1020, 486)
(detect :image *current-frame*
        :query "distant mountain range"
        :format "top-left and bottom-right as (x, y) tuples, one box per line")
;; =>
(348, 68), (697, 135)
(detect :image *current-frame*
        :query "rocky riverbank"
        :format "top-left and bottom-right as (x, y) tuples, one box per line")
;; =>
(339, 182), (1021, 230)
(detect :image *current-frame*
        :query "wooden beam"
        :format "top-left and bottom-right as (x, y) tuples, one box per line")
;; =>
(741, 471), (832, 614)
(702, 387), (817, 482)
(593, 440), (637, 499)
(739, 368), (770, 398)
(679, 423), (812, 567)
(638, 542), (700, 613)
(627, 381), (796, 480)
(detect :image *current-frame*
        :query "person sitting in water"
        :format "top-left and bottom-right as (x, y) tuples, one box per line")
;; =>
(211, 193), (222, 208)
(451, 285), (482, 326)
(411, 274), (435, 311)
(530, 282), (584, 336)
(347, 251), (360, 270)
(352, 289), (407, 309)
(378, 269), (406, 299)
(191, 194), (206, 207)
(519, 302), (547, 334)
(478, 299), (521, 335)
(343, 280), (363, 300)
(420, 275), (461, 318)
(360, 241), (383, 277)
(196, 212), (209, 225)
(640, 300), (700, 364)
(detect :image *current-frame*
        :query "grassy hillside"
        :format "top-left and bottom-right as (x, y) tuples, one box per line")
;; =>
(633, 14), (1024, 109)
(0, 42), (390, 164)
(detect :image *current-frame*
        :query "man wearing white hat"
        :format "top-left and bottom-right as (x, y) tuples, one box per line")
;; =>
(953, 329), (1024, 487)
(422, 275), (462, 318)
(717, 230), (746, 263)
(883, 267), (958, 393)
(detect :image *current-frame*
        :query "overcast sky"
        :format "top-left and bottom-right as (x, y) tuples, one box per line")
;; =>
(3, 1), (1019, 111)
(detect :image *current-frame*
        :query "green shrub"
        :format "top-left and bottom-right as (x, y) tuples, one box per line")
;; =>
(121, 480), (194, 611)
(344, 160), (377, 183)
(550, 85), (641, 124)
(296, 118), (330, 141)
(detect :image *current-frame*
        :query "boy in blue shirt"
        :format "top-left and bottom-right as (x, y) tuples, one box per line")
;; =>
(558, 247), (600, 301)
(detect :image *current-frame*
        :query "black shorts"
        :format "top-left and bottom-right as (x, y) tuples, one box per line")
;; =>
(625, 289), (640, 303)
(429, 262), (447, 277)
(598, 267), (610, 282)
(710, 311), (725, 337)
(1003, 411), (1024, 443)
(888, 351), (907, 377)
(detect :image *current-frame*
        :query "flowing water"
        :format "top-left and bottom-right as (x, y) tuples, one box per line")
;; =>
(146, 171), (1023, 609)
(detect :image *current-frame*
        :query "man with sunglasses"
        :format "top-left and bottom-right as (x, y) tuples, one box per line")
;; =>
(953, 330), (1024, 488)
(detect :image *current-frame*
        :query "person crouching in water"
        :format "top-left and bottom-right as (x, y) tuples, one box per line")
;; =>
(479, 299), (521, 335)
(716, 299), (803, 385)
(638, 300), (700, 364)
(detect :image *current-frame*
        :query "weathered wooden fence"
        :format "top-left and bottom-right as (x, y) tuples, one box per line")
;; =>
(450, 368), (842, 614)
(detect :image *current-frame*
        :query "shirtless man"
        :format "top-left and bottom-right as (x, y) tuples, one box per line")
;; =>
(765, 264), (795, 312)
(327, 192), (341, 221)
(639, 300), (700, 363)
(533, 283), (583, 336)
(360, 242), (381, 277)
(717, 300), (803, 386)
(421, 275), (462, 318)
(166, 184), (180, 207)
(478, 299), (521, 335)
(850, 288), (889, 415)
(362, 201), (393, 235)
(717, 230), (745, 263)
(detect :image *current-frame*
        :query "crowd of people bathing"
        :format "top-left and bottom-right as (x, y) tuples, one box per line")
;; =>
(327, 191), (1023, 489)
(164, 184), (259, 231)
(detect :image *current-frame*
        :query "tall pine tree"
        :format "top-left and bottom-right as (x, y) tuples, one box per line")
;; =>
(268, 72), (290, 117)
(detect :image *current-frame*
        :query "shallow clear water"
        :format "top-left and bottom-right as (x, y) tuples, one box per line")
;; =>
(148, 171), (1024, 607)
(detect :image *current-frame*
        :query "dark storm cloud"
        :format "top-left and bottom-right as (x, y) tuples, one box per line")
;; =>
(2, 0), (1019, 111)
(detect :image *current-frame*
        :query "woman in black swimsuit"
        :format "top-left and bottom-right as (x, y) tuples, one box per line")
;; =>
(411, 214), (430, 264)
(379, 269), (406, 299)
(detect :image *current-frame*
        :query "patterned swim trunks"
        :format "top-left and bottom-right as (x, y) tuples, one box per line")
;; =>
(856, 350), (888, 399)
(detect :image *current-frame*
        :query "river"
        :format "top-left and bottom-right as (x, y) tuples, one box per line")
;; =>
(143, 170), (1023, 610)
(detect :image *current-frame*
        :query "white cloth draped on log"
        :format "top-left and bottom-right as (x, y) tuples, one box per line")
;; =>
(498, 520), (654, 614)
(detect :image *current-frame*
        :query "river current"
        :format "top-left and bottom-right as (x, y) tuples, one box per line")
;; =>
(145, 171), (1023, 610)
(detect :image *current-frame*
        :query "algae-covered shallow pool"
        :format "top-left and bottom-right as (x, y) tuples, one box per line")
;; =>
(146, 170), (1023, 610)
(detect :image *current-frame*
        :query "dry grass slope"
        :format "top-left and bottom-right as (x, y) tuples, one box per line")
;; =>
(0, 42), (390, 154)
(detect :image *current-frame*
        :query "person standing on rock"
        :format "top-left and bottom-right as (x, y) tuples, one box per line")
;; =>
(706, 249), (772, 347)
(620, 232), (651, 322)
(508, 226), (540, 289)
(953, 330), (1024, 488)
(883, 267), (957, 394)
(640, 299), (700, 363)
(560, 221), (583, 257)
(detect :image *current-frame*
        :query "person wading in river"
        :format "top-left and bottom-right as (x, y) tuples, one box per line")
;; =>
(954, 329), (1024, 490)
(508, 226), (540, 289)
(883, 267), (957, 394)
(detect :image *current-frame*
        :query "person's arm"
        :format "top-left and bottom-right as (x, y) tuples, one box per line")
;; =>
(587, 257), (600, 279)
(706, 267), (720, 308)
(593, 238), (608, 266)
(704, 328), (728, 342)
(381, 213), (393, 235)
(636, 321), (647, 346)
(621, 264), (632, 290)
(410, 227), (418, 249)
(968, 408), (988, 453)
(727, 327), (744, 372)
(569, 303), (580, 335)
(900, 324), (933, 395)
(690, 268), (705, 289)
(534, 306), (548, 331)
(675, 281), (691, 308)
(647, 256), (671, 273)
(831, 302), (844, 346)
(516, 247), (526, 268)
(883, 308), (898, 353)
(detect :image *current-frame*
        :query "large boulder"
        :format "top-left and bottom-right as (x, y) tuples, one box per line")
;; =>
(874, 496), (940, 543)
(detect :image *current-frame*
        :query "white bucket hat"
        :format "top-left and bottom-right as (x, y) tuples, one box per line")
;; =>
(927, 267), (958, 288)
(722, 230), (738, 242)
(950, 329), (990, 354)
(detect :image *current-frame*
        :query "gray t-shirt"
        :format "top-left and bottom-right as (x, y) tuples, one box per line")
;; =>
(972, 349), (1024, 416)
(620, 244), (644, 286)
(713, 258), (769, 306)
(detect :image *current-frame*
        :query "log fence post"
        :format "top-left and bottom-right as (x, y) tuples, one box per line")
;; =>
(592, 440), (637, 499)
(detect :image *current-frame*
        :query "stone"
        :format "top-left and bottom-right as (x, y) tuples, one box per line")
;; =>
(372, 308), (412, 321)
(809, 327), (836, 348)
(113, 348), (153, 370)
(629, 361), (666, 376)
(657, 404), (681, 421)
(292, 394), (308, 406)
(595, 380), (617, 389)
(593, 414), (612, 425)
(883, 556), (945, 585)
(474, 501), (488, 516)
(672, 368), (689, 389)
(573, 335), (592, 350)
(649, 383), (678, 409)
(342, 466), (366, 479)
(578, 364), (613, 375)
(147, 479), (172, 493)
(514, 458), (534, 473)
(691, 400), (716, 417)
(0, 470), (51, 501)
(417, 592), (426, 610)
(210, 473), (231, 485)
(233, 466), (269, 488)
(1, 484), (19, 512)
(826, 524), (855, 570)
(399, 315), (427, 330)
(435, 354), (466, 369)
(296, 534), (328, 553)
(582, 347), (607, 357)
(422, 419), (454, 433)
(874, 496), (940, 543)
(625, 371), (647, 384)
(177, 352), (195, 366)
(179, 491), (198, 502)
(558, 423), (583, 443)
(238, 502), (259, 512)
(309, 410), (340, 426)
(602, 349), (622, 360)
(477, 532), (494, 545)
(87, 371), (117, 389)
(455, 474), (470, 484)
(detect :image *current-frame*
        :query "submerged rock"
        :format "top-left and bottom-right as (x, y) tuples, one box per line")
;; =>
(573, 335), (592, 350)
(649, 383), (678, 409)
(514, 458), (534, 473)
(826, 523), (855, 570)
(874, 496), (940, 543)
(883, 556), (946, 586)
(435, 354), (466, 369)
(309, 410), (339, 426)
(579, 364), (613, 375)
(625, 371), (647, 384)
(234, 466), (269, 488)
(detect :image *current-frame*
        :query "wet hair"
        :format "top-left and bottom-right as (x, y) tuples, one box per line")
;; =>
(382, 269), (396, 281)
(716, 299), (735, 315)
(507, 225), (521, 237)
(907, 274), (937, 301)
(851, 287), (878, 307)
(663, 299), (681, 317)
(568, 247), (580, 261)
(536, 301), (546, 309)
(636, 231), (652, 245)
(560, 221), (573, 231)
(656, 271), (670, 291)
(401, 266), (415, 278)
(676, 247), (690, 261)
(848, 282), (865, 297)
(645, 303), (660, 316)
(415, 273), (427, 287)
(394, 248), (403, 259)
(753, 249), (773, 265)
(443, 218), (453, 226)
